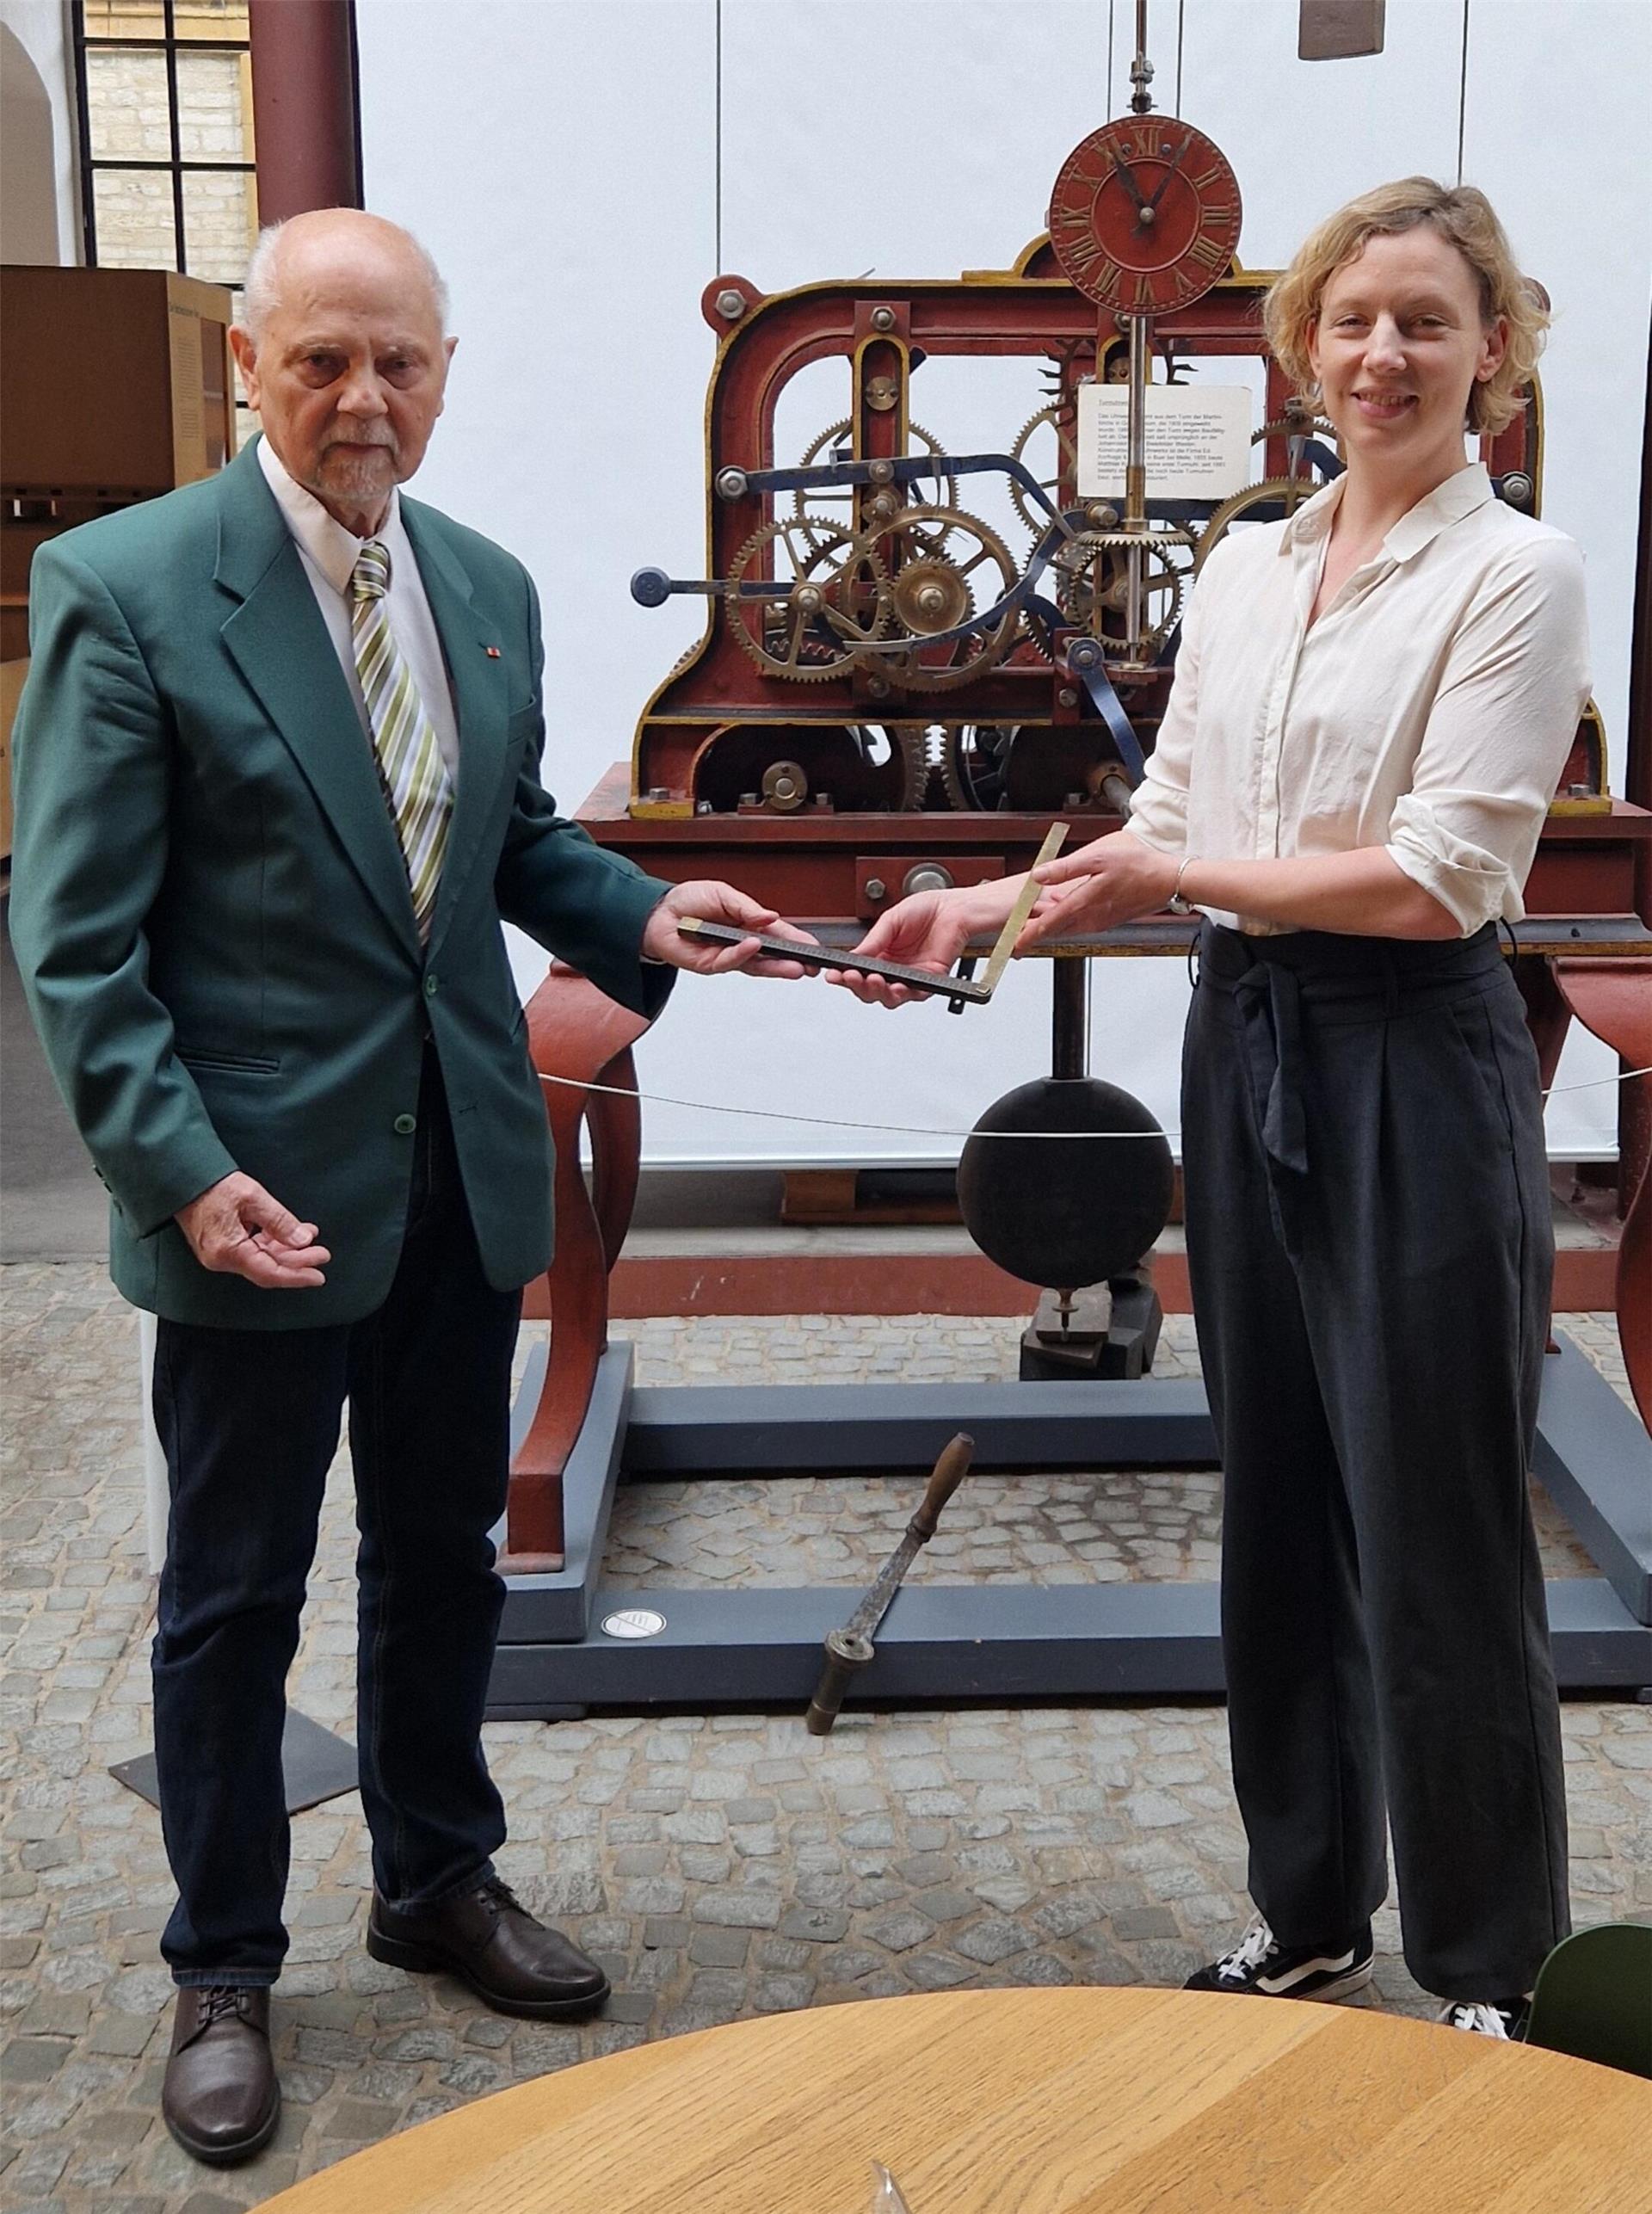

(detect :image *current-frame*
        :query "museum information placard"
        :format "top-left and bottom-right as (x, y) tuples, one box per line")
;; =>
(1076, 385), (1252, 500)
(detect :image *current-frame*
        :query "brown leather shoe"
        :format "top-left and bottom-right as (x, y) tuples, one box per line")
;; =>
(366, 1874), (610, 2020)
(162, 1986), (280, 2166)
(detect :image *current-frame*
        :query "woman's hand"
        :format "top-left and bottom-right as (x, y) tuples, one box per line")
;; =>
(1016, 831), (1180, 950)
(826, 879), (1019, 1007)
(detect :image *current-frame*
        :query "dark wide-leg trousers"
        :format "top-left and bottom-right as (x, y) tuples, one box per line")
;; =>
(150, 1051), (522, 1986)
(1180, 922), (1569, 2001)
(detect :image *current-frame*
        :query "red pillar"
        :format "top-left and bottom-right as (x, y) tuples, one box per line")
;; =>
(248, 0), (361, 223)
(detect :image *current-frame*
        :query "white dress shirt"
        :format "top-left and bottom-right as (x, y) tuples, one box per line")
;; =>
(1126, 462), (1591, 934)
(256, 434), (460, 780)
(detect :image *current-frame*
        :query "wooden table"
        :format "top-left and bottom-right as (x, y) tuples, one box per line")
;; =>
(259, 1987), (1651, 2212)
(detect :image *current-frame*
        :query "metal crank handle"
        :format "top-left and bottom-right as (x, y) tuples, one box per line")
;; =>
(630, 567), (711, 607)
(804, 1629), (874, 1737)
(911, 1432), (975, 1541)
(632, 568), (790, 607)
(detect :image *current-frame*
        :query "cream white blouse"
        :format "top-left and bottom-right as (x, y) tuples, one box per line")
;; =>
(1125, 462), (1592, 934)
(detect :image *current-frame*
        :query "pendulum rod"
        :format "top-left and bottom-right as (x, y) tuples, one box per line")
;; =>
(1052, 952), (1090, 1080)
(1125, 309), (1150, 655)
(1123, 0), (1154, 662)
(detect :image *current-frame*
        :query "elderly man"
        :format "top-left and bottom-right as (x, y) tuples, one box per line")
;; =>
(9, 209), (808, 2165)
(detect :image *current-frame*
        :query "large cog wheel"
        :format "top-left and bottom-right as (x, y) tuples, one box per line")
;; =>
(1009, 404), (1080, 535)
(789, 417), (958, 549)
(1051, 526), (1195, 657)
(724, 515), (891, 684)
(854, 507), (1022, 694)
(936, 724), (1017, 811)
(1195, 479), (1322, 573)
(1252, 412), (1338, 447)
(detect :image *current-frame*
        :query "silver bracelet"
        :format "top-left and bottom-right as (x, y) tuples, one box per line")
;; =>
(1167, 857), (1198, 916)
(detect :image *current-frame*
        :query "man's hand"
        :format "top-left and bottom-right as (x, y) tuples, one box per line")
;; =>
(1017, 831), (1179, 948)
(826, 879), (1020, 1008)
(641, 882), (819, 977)
(175, 1173), (331, 1290)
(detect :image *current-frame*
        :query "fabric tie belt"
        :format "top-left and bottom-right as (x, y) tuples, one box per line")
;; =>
(1197, 920), (1508, 1219)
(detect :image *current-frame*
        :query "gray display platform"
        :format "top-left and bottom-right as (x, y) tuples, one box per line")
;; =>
(490, 1332), (1652, 1716)
(112, 1709), (358, 1814)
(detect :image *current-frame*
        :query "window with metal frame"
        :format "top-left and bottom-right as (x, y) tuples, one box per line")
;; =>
(73, 0), (257, 446)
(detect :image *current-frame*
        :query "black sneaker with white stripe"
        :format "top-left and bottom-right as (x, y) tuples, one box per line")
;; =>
(1184, 1915), (1374, 2002)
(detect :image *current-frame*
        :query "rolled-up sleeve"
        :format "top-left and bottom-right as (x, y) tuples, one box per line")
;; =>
(1126, 539), (1232, 856)
(1385, 535), (1590, 933)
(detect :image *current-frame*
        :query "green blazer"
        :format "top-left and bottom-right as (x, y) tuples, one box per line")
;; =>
(9, 439), (673, 1328)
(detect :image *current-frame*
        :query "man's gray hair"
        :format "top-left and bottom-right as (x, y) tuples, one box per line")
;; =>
(239, 216), (452, 338)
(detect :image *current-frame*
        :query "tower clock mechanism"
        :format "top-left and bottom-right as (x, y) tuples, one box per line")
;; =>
(624, 0), (1606, 847)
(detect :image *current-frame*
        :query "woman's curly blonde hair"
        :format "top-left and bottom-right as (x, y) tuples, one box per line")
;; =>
(1261, 178), (1547, 436)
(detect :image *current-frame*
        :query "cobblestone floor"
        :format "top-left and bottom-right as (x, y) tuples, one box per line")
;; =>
(2, 1267), (1648, 2212)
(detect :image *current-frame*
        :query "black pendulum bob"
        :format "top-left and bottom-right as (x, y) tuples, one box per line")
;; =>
(956, 957), (1175, 1380)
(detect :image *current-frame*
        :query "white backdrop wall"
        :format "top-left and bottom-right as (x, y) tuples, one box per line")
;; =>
(356, 0), (1651, 1165)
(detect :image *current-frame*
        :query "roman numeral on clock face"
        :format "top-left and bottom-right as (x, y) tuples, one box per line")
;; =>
(1188, 232), (1227, 269)
(1190, 162), (1226, 190)
(1132, 272), (1157, 311)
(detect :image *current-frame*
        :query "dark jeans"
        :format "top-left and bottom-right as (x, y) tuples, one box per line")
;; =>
(151, 1051), (522, 1987)
(1181, 922), (1569, 2001)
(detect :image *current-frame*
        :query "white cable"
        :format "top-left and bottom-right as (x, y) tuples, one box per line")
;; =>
(539, 1064), (1652, 1144)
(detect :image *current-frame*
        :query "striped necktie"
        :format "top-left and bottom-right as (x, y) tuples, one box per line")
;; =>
(349, 539), (453, 940)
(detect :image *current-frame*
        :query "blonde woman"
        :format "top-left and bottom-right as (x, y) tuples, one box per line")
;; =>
(835, 180), (1587, 2036)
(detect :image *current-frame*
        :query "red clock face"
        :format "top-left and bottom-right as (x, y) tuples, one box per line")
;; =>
(1049, 117), (1242, 316)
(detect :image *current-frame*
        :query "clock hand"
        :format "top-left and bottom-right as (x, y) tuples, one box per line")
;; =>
(1145, 138), (1190, 213)
(1112, 157), (1150, 214)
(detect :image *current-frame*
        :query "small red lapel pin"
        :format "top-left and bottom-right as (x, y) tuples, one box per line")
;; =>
(484, 644), (502, 657)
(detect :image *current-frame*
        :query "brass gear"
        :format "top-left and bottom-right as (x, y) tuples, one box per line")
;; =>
(936, 724), (1017, 811)
(890, 555), (973, 637)
(854, 507), (1021, 694)
(1009, 403), (1080, 535)
(1195, 478), (1322, 572)
(1252, 412), (1339, 447)
(1051, 526), (1195, 657)
(893, 725), (936, 810)
(789, 416), (957, 547)
(724, 515), (891, 684)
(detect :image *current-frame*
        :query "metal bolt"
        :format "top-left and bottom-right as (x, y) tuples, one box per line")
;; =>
(916, 584), (946, 615)
(866, 878), (887, 902)
(645, 786), (669, 802)
(739, 792), (759, 807)
(695, 800), (713, 815)
(867, 458), (895, 485)
(869, 491), (898, 521)
(1057, 688), (1080, 709)
(1088, 503), (1119, 528)
(792, 584), (823, 613)
(865, 675), (891, 700)
(869, 305), (897, 332)
(714, 287), (746, 320)
(903, 863), (954, 897)
(715, 467), (749, 501)
(1501, 472), (1534, 509)
(1063, 791), (1085, 809)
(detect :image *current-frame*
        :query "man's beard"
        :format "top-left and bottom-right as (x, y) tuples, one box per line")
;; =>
(311, 441), (398, 505)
